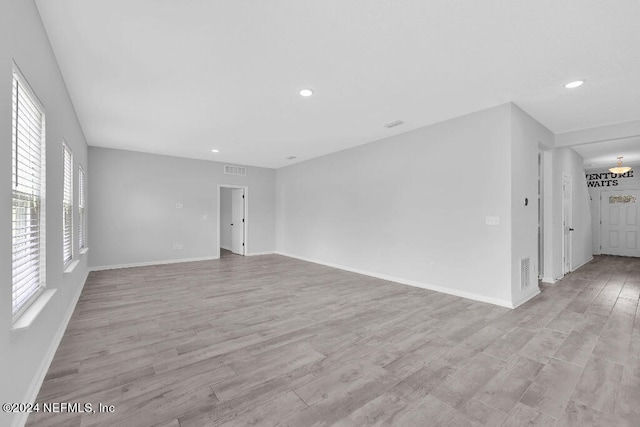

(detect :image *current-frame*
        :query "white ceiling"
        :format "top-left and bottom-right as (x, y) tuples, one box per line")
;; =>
(35, 0), (640, 169)
(573, 136), (640, 170)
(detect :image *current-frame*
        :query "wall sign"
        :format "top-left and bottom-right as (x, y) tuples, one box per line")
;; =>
(585, 170), (634, 187)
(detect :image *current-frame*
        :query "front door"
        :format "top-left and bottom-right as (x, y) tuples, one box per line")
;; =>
(601, 190), (640, 257)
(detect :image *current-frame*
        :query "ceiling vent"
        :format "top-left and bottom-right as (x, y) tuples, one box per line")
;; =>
(520, 257), (531, 290)
(384, 120), (404, 128)
(224, 165), (247, 176)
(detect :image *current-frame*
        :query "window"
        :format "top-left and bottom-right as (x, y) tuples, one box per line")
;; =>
(62, 142), (73, 266)
(12, 66), (46, 319)
(609, 195), (637, 204)
(78, 166), (86, 250)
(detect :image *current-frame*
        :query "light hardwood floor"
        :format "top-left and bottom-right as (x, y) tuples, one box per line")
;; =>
(27, 253), (640, 426)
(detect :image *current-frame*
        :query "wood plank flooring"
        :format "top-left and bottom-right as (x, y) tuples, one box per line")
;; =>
(26, 253), (640, 426)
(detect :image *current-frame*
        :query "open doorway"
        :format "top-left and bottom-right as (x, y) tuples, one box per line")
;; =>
(218, 185), (247, 257)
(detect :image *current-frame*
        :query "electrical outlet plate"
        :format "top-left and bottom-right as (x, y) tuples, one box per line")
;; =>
(485, 216), (500, 226)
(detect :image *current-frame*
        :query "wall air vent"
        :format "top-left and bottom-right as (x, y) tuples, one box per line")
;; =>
(520, 257), (531, 290)
(224, 165), (247, 176)
(384, 120), (404, 128)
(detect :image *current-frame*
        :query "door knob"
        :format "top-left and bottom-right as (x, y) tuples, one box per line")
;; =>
(569, 228), (574, 231)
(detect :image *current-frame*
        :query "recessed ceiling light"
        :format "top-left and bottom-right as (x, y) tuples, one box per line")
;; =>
(564, 80), (584, 89)
(211, 149), (220, 153)
(299, 89), (313, 97)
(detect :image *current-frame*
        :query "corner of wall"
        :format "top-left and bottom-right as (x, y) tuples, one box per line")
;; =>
(509, 104), (554, 307)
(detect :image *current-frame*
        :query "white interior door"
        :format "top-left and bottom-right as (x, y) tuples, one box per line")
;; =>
(231, 188), (245, 255)
(562, 174), (572, 274)
(601, 190), (640, 257)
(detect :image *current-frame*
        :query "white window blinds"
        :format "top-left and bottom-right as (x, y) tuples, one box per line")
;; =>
(12, 67), (46, 318)
(78, 166), (86, 249)
(63, 142), (73, 265)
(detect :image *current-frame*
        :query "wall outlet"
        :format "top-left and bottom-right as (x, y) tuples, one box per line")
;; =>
(431, 261), (436, 270)
(175, 202), (183, 209)
(202, 214), (208, 220)
(172, 243), (183, 250)
(485, 216), (500, 226)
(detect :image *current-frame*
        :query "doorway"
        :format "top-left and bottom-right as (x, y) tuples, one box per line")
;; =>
(218, 185), (247, 256)
(562, 173), (573, 275)
(600, 189), (640, 257)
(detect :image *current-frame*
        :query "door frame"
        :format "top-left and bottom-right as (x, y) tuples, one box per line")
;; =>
(562, 173), (572, 275)
(217, 184), (248, 257)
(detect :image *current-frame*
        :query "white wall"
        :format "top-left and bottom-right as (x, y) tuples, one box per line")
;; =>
(220, 187), (233, 250)
(88, 147), (276, 268)
(510, 105), (554, 305)
(585, 168), (640, 255)
(549, 147), (593, 280)
(1, 1), (90, 426)
(276, 104), (515, 306)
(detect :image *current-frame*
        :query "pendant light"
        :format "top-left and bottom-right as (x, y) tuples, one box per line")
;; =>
(609, 156), (632, 174)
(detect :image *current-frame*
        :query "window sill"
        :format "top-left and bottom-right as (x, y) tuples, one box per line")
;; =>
(64, 259), (80, 274)
(12, 289), (57, 331)
(79, 247), (89, 255)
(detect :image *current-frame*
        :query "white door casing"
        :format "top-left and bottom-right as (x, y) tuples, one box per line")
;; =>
(601, 190), (640, 257)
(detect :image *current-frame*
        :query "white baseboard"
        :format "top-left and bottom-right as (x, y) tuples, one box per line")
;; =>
(13, 269), (89, 427)
(275, 251), (515, 309)
(572, 256), (594, 271)
(220, 245), (231, 251)
(511, 287), (541, 309)
(541, 277), (558, 284)
(89, 256), (219, 272)
(246, 251), (274, 256)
